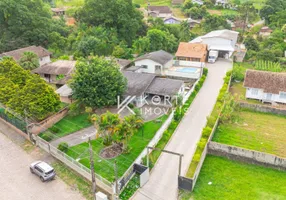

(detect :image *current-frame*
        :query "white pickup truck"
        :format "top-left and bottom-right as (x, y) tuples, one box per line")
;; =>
(208, 50), (219, 63)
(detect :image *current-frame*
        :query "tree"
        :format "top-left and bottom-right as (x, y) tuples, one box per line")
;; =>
(260, 0), (286, 24)
(0, 59), (60, 120)
(237, 2), (257, 38)
(19, 52), (40, 70)
(146, 29), (177, 53)
(76, 0), (144, 46)
(0, 0), (69, 53)
(244, 36), (259, 51)
(201, 15), (230, 32)
(256, 50), (277, 62)
(179, 21), (192, 42)
(70, 56), (127, 108)
(92, 111), (120, 146)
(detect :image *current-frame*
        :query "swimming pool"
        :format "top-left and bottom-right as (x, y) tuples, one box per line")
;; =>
(176, 68), (198, 73)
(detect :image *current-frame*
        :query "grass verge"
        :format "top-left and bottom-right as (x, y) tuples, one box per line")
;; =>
(212, 109), (286, 157)
(181, 155), (286, 200)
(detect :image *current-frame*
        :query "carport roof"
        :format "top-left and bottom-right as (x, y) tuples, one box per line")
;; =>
(208, 44), (234, 52)
(146, 78), (184, 96)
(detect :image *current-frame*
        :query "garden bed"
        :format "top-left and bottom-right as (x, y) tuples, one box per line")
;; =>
(180, 155), (286, 200)
(212, 109), (286, 157)
(65, 115), (168, 182)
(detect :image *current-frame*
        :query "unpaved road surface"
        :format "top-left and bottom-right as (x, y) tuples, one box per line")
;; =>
(0, 132), (85, 200)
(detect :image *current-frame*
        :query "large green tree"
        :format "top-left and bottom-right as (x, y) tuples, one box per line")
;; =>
(0, 58), (60, 120)
(70, 56), (127, 108)
(75, 0), (144, 46)
(201, 15), (230, 32)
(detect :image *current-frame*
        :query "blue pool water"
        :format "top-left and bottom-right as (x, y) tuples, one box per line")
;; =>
(176, 68), (197, 73)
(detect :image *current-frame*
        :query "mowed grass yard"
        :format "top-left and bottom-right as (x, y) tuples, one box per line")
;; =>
(66, 115), (168, 182)
(181, 155), (286, 200)
(133, 0), (171, 7)
(212, 109), (286, 157)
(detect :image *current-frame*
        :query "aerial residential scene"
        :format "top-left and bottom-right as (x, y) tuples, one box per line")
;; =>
(0, 0), (285, 200)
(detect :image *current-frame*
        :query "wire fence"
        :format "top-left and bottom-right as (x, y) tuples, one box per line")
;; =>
(0, 109), (27, 133)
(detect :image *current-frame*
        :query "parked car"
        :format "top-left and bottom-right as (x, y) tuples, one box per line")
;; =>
(30, 161), (56, 182)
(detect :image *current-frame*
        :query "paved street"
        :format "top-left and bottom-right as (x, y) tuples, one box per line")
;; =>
(132, 59), (232, 200)
(0, 132), (85, 200)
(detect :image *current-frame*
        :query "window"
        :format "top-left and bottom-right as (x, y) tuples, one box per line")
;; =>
(280, 92), (286, 99)
(141, 65), (148, 69)
(251, 88), (259, 95)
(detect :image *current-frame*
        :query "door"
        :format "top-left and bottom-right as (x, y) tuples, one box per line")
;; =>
(34, 166), (43, 176)
(155, 65), (161, 74)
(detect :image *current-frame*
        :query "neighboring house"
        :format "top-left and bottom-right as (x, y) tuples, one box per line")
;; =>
(175, 42), (207, 62)
(51, 8), (66, 16)
(244, 70), (286, 104)
(56, 84), (73, 104)
(192, 0), (204, 5)
(134, 50), (174, 75)
(172, 0), (185, 5)
(33, 60), (76, 87)
(186, 18), (201, 29)
(164, 16), (181, 24)
(148, 6), (173, 18)
(216, 0), (228, 6)
(123, 71), (184, 107)
(190, 29), (239, 58)
(105, 57), (133, 70)
(259, 26), (273, 37)
(0, 46), (51, 66)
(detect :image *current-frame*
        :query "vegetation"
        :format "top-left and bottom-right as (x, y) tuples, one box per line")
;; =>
(40, 113), (92, 139)
(18, 52), (40, 70)
(186, 70), (231, 178)
(0, 58), (60, 121)
(181, 155), (286, 200)
(58, 142), (69, 152)
(70, 57), (127, 109)
(213, 109), (286, 157)
(119, 174), (140, 200)
(66, 115), (168, 182)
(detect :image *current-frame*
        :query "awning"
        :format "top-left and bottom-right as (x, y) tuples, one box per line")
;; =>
(208, 44), (234, 52)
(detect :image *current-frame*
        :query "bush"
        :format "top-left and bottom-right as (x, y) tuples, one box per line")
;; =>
(134, 3), (140, 8)
(202, 126), (212, 138)
(41, 132), (56, 142)
(49, 126), (60, 133)
(174, 107), (182, 121)
(232, 64), (246, 81)
(58, 142), (69, 152)
(203, 68), (208, 76)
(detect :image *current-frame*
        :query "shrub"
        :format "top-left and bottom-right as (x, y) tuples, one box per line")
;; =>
(232, 64), (246, 81)
(41, 132), (56, 142)
(174, 107), (182, 121)
(203, 68), (208, 76)
(49, 126), (60, 133)
(58, 142), (69, 152)
(202, 126), (212, 138)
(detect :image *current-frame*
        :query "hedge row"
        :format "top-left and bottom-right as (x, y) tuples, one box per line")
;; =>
(186, 70), (232, 178)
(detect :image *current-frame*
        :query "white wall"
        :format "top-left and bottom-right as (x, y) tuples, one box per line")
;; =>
(158, 13), (172, 18)
(164, 59), (173, 68)
(39, 56), (51, 66)
(135, 59), (163, 74)
(203, 37), (234, 50)
(246, 88), (286, 104)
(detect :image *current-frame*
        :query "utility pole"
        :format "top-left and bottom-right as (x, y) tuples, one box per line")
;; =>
(114, 160), (119, 200)
(82, 133), (97, 200)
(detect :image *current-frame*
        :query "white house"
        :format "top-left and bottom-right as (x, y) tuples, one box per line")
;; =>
(216, 0), (228, 6)
(0, 46), (51, 66)
(134, 50), (174, 74)
(244, 70), (286, 104)
(189, 29), (239, 59)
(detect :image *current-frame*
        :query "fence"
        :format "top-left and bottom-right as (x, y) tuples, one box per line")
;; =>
(0, 109), (27, 133)
(36, 136), (114, 195)
(117, 111), (174, 193)
(240, 102), (286, 116)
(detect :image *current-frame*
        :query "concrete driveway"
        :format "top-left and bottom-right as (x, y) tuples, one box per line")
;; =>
(132, 59), (232, 200)
(0, 132), (85, 200)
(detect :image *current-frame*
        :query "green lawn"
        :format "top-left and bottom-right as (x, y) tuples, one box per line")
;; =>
(181, 155), (286, 200)
(55, 0), (84, 7)
(46, 113), (92, 138)
(213, 109), (286, 157)
(66, 115), (168, 182)
(133, 0), (171, 7)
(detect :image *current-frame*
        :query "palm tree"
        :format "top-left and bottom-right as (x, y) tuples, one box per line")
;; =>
(91, 111), (120, 146)
(19, 51), (40, 70)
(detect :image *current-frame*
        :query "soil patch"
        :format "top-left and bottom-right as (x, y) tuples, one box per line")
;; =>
(99, 144), (122, 159)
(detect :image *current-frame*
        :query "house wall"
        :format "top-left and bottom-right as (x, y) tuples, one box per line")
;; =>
(39, 56), (51, 66)
(60, 96), (72, 104)
(246, 88), (286, 104)
(135, 59), (163, 74)
(164, 18), (180, 24)
(203, 37), (234, 50)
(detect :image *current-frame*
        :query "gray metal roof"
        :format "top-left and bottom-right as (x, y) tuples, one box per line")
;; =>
(135, 50), (174, 65)
(146, 78), (184, 96)
(33, 60), (76, 75)
(123, 71), (156, 96)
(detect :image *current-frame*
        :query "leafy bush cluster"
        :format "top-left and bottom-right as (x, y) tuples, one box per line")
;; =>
(41, 132), (57, 142)
(0, 58), (61, 121)
(58, 142), (69, 152)
(187, 70), (232, 178)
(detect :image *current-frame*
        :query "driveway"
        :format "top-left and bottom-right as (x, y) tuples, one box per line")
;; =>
(0, 132), (85, 200)
(51, 126), (96, 147)
(132, 59), (232, 200)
